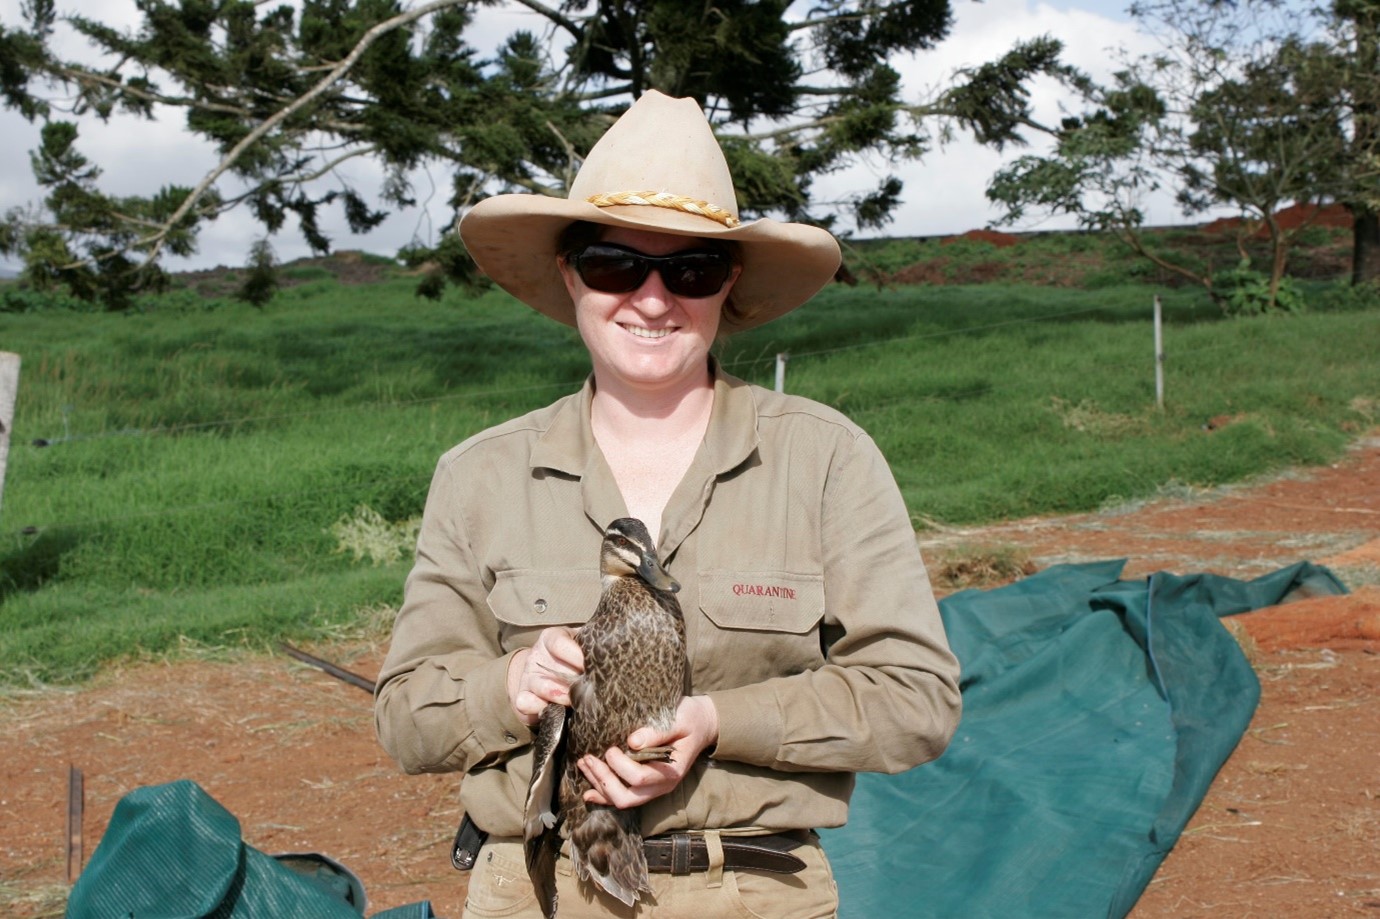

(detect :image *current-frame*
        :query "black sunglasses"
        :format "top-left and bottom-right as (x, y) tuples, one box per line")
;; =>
(568, 243), (734, 298)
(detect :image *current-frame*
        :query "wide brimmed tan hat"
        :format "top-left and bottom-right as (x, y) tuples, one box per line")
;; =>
(458, 90), (841, 332)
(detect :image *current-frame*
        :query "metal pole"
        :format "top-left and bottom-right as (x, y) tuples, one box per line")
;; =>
(1153, 297), (1164, 410)
(775, 352), (788, 393)
(0, 352), (19, 516)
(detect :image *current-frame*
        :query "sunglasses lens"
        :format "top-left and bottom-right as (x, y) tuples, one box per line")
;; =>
(662, 253), (732, 297)
(574, 246), (732, 297)
(575, 251), (647, 293)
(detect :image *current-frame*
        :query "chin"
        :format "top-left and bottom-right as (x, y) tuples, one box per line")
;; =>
(615, 355), (702, 386)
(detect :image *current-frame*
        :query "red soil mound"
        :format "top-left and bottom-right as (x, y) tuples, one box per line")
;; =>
(943, 228), (1021, 247)
(1232, 587), (1380, 652)
(1202, 203), (1353, 238)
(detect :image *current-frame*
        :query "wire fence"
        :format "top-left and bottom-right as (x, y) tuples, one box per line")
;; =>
(13, 303), (1118, 450)
(0, 299), (1268, 541)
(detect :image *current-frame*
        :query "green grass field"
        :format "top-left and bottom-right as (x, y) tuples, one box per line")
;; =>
(2, 257), (1377, 685)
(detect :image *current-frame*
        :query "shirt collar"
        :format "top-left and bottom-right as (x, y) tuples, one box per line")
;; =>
(529, 375), (598, 477)
(703, 359), (762, 476)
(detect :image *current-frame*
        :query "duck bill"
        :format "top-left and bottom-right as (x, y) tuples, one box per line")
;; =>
(638, 554), (681, 593)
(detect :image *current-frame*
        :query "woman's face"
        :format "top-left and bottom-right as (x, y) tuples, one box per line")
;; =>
(559, 226), (740, 395)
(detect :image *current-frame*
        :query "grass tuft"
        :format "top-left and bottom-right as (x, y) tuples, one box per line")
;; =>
(329, 505), (421, 567)
(929, 544), (1039, 591)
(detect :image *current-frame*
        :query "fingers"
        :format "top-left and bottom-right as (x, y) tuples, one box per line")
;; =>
(578, 755), (617, 807)
(578, 749), (677, 809)
(606, 746), (678, 785)
(533, 627), (583, 674)
(524, 667), (575, 707)
(576, 697), (722, 802)
(508, 628), (585, 724)
(530, 627), (583, 679)
(513, 688), (550, 724)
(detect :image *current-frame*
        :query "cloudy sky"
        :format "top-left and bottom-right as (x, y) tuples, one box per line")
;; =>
(0, 0), (1172, 273)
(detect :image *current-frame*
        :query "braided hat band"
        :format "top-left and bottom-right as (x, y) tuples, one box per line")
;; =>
(585, 190), (741, 229)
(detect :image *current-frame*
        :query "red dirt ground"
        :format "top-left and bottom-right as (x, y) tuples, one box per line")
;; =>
(3, 436), (1379, 918)
(1203, 203), (1355, 239)
(942, 228), (1023, 247)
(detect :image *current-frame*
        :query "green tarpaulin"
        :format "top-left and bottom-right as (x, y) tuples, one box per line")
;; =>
(822, 560), (1346, 919)
(66, 779), (434, 919)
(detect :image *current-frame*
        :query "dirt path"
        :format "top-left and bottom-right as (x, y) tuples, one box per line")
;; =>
(3, 437), (1378, 918)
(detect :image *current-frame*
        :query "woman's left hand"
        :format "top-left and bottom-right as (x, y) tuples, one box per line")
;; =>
(579, 694), (720, 808)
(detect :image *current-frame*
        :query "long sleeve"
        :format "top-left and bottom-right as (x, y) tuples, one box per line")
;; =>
(706, 432), (962, 776)
(374, 456), (531, 775)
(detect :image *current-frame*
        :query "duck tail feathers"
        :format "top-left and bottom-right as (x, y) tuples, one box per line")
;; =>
(569, 806), (650, 907)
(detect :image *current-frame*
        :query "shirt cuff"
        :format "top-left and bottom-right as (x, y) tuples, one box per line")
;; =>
(458, 649), (532, 766)
(705, 686), (784, 767)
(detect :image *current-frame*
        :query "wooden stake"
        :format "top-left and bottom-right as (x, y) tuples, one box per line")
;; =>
(279, 642), (376, 693)
(66, 764), (84, 884)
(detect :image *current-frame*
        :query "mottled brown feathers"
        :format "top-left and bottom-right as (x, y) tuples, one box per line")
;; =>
(523, 518), (688, 916)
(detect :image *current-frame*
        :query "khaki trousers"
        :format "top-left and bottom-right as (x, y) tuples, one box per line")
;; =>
(461, 832), (839, 918)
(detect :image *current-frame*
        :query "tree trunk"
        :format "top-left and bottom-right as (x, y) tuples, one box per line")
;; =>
(1269, 231), (1288, 310)
(1351, 207), (1380, 285)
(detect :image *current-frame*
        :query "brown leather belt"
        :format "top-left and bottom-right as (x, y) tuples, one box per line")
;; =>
(642, 830), (810, 876)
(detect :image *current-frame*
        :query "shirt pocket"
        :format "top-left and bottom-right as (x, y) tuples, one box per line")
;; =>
(696, 571), (826, 687)
(487, 569), (601, 648)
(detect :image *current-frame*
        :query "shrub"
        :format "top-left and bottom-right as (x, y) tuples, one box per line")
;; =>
(1212, 263), (1306, 316)
(0, 284), (96, 313)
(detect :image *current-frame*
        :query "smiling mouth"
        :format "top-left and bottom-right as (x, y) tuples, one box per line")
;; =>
(622, 324), (674, 339)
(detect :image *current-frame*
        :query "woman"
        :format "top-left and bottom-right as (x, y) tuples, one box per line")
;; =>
(375, 91), (961, 918)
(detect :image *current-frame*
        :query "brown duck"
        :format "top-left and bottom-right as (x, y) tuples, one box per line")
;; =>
(523, 517), (688, 917)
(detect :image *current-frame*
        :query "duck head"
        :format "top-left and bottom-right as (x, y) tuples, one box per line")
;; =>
(600, 517), (681, 593)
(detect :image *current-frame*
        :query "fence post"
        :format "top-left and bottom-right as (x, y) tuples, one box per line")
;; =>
(67, 764), (84, 884)
(0, 352), (19, 516)
(775, 352), (788, 393)
(1153, 297), (1164, 410)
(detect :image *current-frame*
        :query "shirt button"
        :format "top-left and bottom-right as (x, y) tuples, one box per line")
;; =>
(533, 599), (548, 614)
(504, 732), (518, 744)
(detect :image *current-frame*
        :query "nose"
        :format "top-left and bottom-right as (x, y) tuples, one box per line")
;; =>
(627, 267), (675, 316)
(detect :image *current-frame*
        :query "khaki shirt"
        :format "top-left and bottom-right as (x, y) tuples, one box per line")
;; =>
(375, 363), (961, 838)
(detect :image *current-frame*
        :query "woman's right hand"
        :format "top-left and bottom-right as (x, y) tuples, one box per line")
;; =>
(508, 627), (584, 726)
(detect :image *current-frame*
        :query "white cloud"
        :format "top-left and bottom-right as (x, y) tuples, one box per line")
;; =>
(0, 0), (1193, 273)
(0, 0), (549, 270)
(816, 0), (1184, 238)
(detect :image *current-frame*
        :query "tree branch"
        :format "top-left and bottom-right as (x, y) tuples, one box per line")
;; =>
(786, 1), (916, 33)
(292, 145), (380, 185)
(1113, 224), (1213, 292)
(52, 65), (253, 118)
(134, 0), (470, 267)
(506, 0), (584, 40)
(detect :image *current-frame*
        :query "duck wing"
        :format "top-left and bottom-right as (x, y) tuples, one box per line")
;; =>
(523, 700), (568, 919)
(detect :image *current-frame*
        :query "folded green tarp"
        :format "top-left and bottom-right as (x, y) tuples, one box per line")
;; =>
(822, 560), (1346, 919)
(66, 779), (435, 919)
